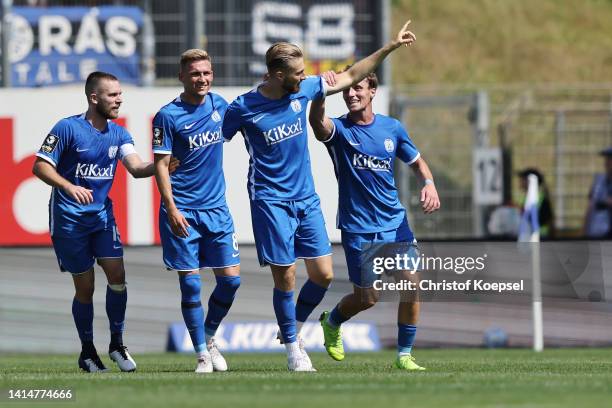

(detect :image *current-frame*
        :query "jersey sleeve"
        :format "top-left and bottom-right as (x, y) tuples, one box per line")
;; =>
(35, 119), (72, 167)
(118, 127), (136, 161)
(152, 109), (174, 155)
(300, 76), (326, 101)
(212, 92), (229, 110)
(322, 118), (341, 145)
(395, 121), (420, 164)
(221, 101), (243, 141)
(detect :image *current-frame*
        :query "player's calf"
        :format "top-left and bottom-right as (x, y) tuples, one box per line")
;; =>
(103, 282), (136, 372)
(205, 275), (240, 343)
(295, 278), (329, 330)
(203, 274), (239, 372)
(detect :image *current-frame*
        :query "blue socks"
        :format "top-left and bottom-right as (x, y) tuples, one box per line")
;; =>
(72, 298), (94, 344)
(328, 304), (350, 328)
(180, 274), (240, 350)
(295, 279), (328, 324)
(205, 275), (240, 339)
(273, 288), (296, 344)
(106, 285), (127, 346)
(179, 274), (206, 353)
(398, 323), (417, 354)
(73, 286), (127, 350)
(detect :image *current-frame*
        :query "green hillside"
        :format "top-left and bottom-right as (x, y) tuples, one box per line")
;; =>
(391, 0), (612, 84)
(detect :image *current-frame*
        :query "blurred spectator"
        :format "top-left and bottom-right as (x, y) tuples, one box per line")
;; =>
(517, 168), (554, 238)
(584, 147), (612, 238)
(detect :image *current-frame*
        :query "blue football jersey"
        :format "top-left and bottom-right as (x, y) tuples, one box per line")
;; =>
(152, 92), (227, 209)
(222, 76), (326, 200)
(324, 114), (420, 233)
(36, 113), (134, 235)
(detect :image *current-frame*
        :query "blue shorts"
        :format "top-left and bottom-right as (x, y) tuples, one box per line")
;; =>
(51, 218), (123, 275)
(341, 218), (418, 288)
(250, 194), (332, 267)
(159, 204), (240, 271)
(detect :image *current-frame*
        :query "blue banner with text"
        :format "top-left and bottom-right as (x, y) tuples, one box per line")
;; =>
(167, 321), (381, 353)
(8, 6), (143, 87)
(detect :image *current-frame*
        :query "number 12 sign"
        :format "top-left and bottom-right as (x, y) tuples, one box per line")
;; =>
(473, 148), (503, 205)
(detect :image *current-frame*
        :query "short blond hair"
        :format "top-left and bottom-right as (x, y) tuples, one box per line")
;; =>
(265, 42), (303, 72)
(180, 49), (211, 71)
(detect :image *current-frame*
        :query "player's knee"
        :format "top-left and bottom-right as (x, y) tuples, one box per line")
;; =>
(98, 259), (125, 280)
(310, 269), (333, 287)
(179, 274), (202, 302)
(222, 275), (241, 291)
(74, 280), (95, 299)
(276, 276), (294, 291)
(106, 270), (126, 284)
(271, 267), (295, 290)
(360, 297), (378, 310)
(319, 270), (333, 285)
(358, 289), (379, 310)
(75, 286), (94, 302)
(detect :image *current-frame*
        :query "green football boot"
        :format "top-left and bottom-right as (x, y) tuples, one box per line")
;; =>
(395, 354), (426, 371)
(319, 311), (345, 361)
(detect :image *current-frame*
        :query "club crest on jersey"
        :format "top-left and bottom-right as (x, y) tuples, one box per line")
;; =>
(41, 134), (59, 153)
(290, 99), (302, 113)
(384, 138), (394, 153)
(108, 146), (118, 159)
(152, 127), (164, 147)
(212, 110), (221, 122)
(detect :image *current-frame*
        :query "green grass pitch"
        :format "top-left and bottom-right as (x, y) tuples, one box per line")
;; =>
(2, 349), (611, 407)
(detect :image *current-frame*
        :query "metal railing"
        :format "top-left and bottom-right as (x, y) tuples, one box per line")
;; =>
(393, 85), (612, 239)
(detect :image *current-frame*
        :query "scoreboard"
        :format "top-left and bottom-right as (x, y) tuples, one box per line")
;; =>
(201, 0), (387, 85)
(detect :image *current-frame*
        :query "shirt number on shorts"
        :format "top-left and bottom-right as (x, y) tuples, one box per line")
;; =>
(232, 233), (238, 251)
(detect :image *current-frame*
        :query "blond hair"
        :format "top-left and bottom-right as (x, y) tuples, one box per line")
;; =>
(179, 49), (211, 71)
(265, 42), (303, 72)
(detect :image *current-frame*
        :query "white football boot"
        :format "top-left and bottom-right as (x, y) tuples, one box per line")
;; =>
(277, 329), (314, 368)
(195, 352), (213, 374)
(297, 335), (315, 371)
(288, 354), (316, 372)
(287, 341), (316, 372)
(79, 350), (109, 373)
(109, 345), (137, 372)
(207, 338), (228, 372)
